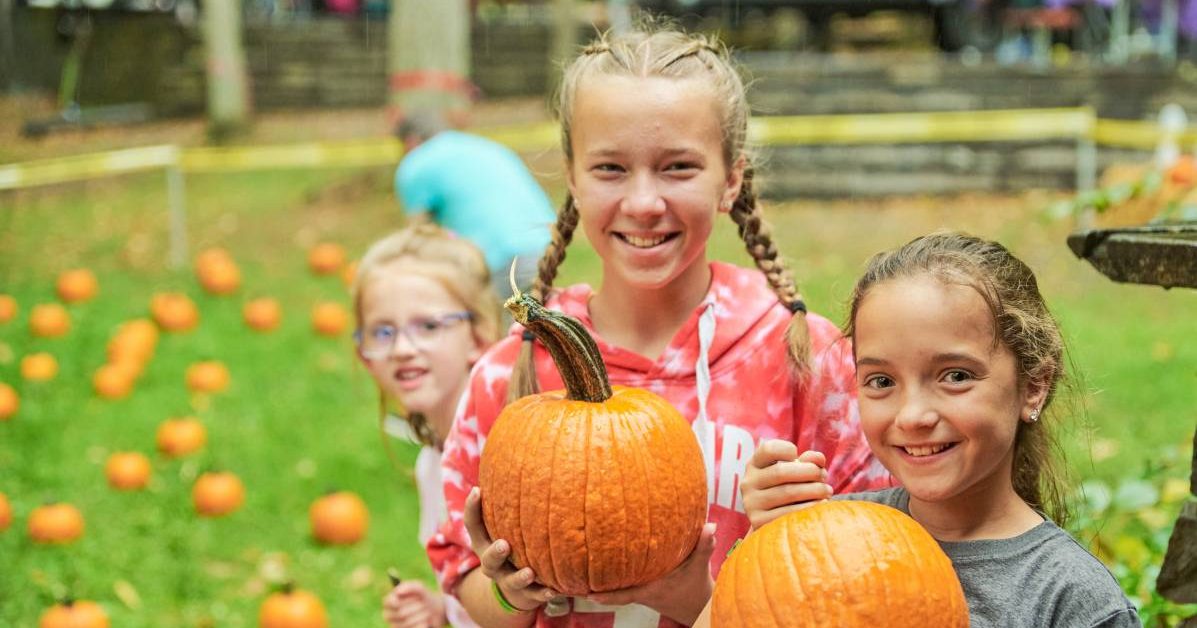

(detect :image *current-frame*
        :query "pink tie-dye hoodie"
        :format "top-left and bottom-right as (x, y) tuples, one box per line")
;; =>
(429, 262), (893, 627)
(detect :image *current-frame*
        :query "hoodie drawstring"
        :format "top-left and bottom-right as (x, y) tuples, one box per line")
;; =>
(693, 302), (717, 502)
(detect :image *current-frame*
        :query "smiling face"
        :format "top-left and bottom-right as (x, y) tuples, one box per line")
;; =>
(566, 75), (744, 295)
(853, 275), (1046, 509)
(358, 261), (485, 437)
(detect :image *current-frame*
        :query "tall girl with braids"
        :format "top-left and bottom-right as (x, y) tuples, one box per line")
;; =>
(428, 25), (892, 627)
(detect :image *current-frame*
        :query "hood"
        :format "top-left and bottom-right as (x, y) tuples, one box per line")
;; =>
(504, 261), (789, 382)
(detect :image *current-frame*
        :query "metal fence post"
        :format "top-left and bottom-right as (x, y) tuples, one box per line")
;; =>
(166, 147), (188, 269)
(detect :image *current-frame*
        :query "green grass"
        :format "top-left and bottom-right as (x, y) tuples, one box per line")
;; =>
(1, 171), (1194, 625)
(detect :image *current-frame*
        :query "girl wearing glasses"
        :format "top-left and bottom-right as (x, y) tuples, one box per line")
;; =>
(352, 224), (501, 628)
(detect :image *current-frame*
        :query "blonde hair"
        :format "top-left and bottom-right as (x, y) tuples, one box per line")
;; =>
(844, 231), (1073, 526)
(352, 224), (501, 447)
(508, 24), (810, 402)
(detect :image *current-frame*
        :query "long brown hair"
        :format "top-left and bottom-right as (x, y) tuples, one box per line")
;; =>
(844, 231), (1073, 526)
(508, 24), (810, 403)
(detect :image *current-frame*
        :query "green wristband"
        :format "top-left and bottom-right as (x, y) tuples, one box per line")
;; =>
(492, 579), (533, 615)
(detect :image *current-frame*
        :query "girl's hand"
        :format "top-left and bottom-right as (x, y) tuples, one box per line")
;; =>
(586, 522), (718, 625)
(464, 487), (560, 612)
(740, 439), (832, 530)
(381, 581), (446, 628)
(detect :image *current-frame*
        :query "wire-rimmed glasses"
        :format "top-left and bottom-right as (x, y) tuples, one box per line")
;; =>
(354, 311), (472, 360)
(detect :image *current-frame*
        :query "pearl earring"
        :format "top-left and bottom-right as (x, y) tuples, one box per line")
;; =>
(1028, 408), (1041, 423)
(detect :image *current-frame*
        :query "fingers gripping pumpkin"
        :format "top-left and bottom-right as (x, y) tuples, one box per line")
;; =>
(479, 282), (708, 596)
(711, 501), (969, 628)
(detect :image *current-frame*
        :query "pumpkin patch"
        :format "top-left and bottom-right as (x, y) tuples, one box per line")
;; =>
(193, 471), (245, 517)
(105, 452), (152, 491)
(28, 502), (85, 544)
(156, 417), (207, 458)
(56, 269), (99, 304)
(259, 584), (329, 628)
(0, 383), (17, 420)
(479, 288), (707, 595)
(38, 599), (110, 628)
(29, 303), (70, 338)
(711, 501), (969, 628)
(309, 491), (369, 545)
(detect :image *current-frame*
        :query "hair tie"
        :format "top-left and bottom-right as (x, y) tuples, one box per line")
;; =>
(521, 329), (535, 342)
(787, 299), (807, 314)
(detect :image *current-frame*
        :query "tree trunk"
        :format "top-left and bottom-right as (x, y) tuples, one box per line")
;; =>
(203, 0), (251, 140)
(388, 0), (471, 128)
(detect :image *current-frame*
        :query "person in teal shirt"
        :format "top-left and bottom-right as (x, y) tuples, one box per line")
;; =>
(394, 110), (556, 301)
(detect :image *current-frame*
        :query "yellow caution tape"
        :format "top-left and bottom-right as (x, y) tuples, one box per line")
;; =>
(749, 108), (1095, 145)
(4, 108), (1194, 192)
(181, 138), (402, 173)
(0, 145), (178, 190)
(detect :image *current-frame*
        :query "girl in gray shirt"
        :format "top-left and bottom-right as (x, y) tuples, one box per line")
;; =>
(736, 232), (1140, 628)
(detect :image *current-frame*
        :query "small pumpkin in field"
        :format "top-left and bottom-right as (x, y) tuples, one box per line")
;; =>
(93, 364), (135, 400)
(478, 287), (708, 595)
(340, 260), (357, 288)
(193, 471), (245, 517)
(711, 501), (969, 628)
(150, 292), (199, 332)
(39, 599), (110, 628)
(56, 269), (99, 303)
(29, 303), (70, 338)
(310, 302), (348, 336)
(310, 490), (369, 545)
(0, 383), (18, 421)
(109, 318), (158, 361)
(244, 297), (282, 332)
(0, 294), (17, 324)
(28, 502), (85, 544)
(196, 247), (233, 269)
(0, 491), (11, 531)
(21, 352), (58, 382)
(105, 452), (152, 491)
(197, 257), (241, 295)
(308, 242), (345, 276)
(156, 417), (207, 458)
(186, 360), (230, 394)
(259, 583), (329, 628)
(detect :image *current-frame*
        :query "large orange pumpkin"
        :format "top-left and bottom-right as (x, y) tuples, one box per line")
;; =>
(150, 292), (199, 332)
(28, 502), (85, 544)
(244, 298), (282, 332)
(309, 491), (369, 545)
(0, 294), (17, 324)
(0, 491), (11, 531)
(56, 269), (99, 303)
(259, 583), (329, 628)
(197, 257), (241, 295)
(479, 289), (707, 595)
(105, 452), (152, 490)
(21, 353), (59, 382)
(156, 417), (207, 458)
(308, 242), (345, 276)
(0, 383), (18, 421)
(193, 471), (245, 517)
(39, 599), (110, 628)
(310, 302), (348, 337)
(711, 501), (969, 628)
(29, 303), (70, 338)
(186, 360), (230, 394)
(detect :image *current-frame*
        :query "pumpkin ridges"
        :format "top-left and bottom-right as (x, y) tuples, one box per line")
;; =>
(547, 401), (589, 594)
(769, 516), (803, 628)
(615, 401), (653, 585)
(586, 403), (626, 591)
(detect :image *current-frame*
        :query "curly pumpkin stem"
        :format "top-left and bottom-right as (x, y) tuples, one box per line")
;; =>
(505, 261), (612, 403)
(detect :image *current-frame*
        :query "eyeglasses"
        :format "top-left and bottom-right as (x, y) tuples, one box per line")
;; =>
(355, 311), (473, 359)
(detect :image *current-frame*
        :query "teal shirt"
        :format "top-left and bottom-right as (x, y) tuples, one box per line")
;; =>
(395, 131), (555, 273)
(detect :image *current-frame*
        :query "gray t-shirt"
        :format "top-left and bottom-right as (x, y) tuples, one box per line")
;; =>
(836, 488), (1141, 628)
